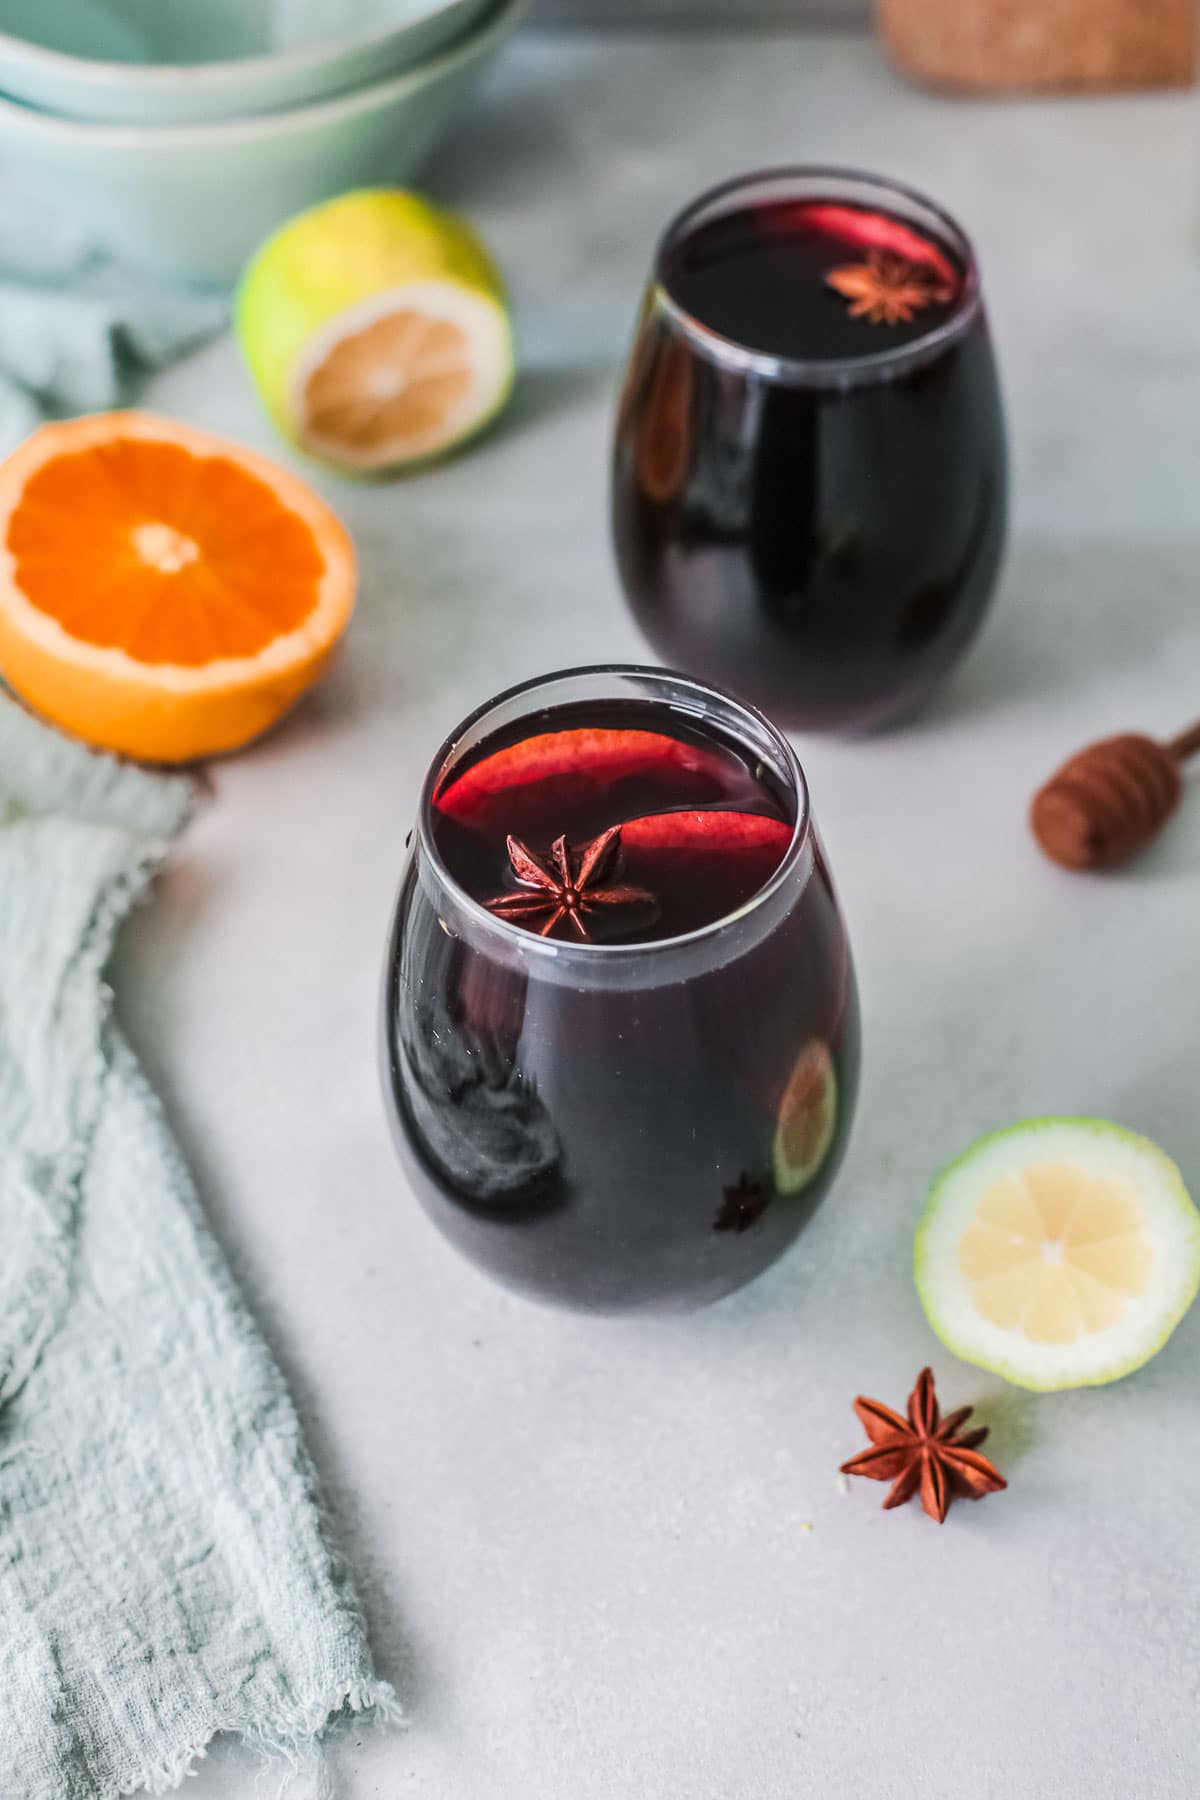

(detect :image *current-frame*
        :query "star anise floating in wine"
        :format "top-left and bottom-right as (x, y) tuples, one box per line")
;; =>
(713, 1173), (771, 1234)
(825, 250), (954, 326)
(840, 1367), (1006, 1523)
(486, 825), (660, 942)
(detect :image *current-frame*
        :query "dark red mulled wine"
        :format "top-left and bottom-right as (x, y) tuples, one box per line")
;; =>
(382, 669), (860, 1313)
(430, 702), (794, 944)
(612, 170), (1008, 733)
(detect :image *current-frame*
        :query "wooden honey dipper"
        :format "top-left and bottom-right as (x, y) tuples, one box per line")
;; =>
(1031, 720), (1200, 870)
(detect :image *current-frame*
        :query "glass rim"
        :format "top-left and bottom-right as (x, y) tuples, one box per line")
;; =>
(651, 163), (983, 385)
(415, 662), (812, 962)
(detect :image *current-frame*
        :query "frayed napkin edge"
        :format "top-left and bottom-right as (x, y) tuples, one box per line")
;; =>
(29, 1681), (407, 1800)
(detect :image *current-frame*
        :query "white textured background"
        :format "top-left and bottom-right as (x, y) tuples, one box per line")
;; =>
(115, 31), (1200, 1798)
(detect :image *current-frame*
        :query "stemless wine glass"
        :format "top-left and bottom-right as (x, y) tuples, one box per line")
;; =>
(381, 665), (860, 1313)
(612, 167), (1008, 733)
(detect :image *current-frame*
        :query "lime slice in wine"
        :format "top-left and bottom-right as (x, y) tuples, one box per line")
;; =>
(772, 1039), (838, 1194)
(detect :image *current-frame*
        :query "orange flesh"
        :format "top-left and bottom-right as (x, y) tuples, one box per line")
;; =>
(7, 439), (325, 665)
(302, 310), (473, 452)
(958, 1162), (1153, 1345)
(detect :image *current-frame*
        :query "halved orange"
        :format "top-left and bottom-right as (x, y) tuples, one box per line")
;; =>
(635, 337), (694, 505)
(0, 411), (356, 763)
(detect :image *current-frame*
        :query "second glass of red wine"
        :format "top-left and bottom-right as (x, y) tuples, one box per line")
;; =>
(612, 168), (1008, 732)
(381, 665), (860, 1312)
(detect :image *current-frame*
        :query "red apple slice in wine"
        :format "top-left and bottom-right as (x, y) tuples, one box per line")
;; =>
(618, 809), (793, 939)
(803, 204), (960, 291)
(436, 727), (739, 844)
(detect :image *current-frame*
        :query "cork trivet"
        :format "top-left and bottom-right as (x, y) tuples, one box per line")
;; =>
(878, 0), (1196, 92)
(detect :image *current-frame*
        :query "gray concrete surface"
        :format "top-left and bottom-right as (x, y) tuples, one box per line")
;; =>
(118, 31), (1200, 1797)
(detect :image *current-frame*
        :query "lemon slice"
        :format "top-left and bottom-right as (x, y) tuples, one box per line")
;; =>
(772, 1040), (838, 1195)
(236, 189), (514, 474)
(915, 1118), (1200, 1391)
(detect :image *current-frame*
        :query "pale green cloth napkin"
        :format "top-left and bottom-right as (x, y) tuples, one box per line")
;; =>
(0, 181), (225, 454)
(0, 695), (399, 1797)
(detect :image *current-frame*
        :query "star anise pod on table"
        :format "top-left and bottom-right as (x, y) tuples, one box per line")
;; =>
(485, 825), (659, 942)
(840, 1367), (1007, 1524)
(825, 250), (954, 326)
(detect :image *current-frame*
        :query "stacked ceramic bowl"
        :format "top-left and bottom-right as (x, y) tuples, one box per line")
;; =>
(0, 0), (524, 285)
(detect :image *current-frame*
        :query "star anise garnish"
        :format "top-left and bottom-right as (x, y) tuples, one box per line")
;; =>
(485, 825), (659, 942)
(713, 1174), (771, 1234)
(825, 250), (954, 326)
(840, 1367), (1006, 1524)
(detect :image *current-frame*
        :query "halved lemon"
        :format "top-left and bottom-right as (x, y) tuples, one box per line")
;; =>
(236, 189), (514, 474)
(773, 1039), (838, 1195)
(0, 411), (356, 763)
(915, 1118), (1200, 1391)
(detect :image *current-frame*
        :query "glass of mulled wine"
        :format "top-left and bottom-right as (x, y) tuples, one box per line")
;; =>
(381, 665), (860, 1313)
(612, 168), (1008, 732)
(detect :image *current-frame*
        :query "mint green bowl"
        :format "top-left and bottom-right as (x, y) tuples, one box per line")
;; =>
(0, 0), (497, 123)
(0, 0), (524, 287)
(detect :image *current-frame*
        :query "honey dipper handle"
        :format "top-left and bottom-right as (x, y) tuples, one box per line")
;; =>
(1166, 720), (1200, 764)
